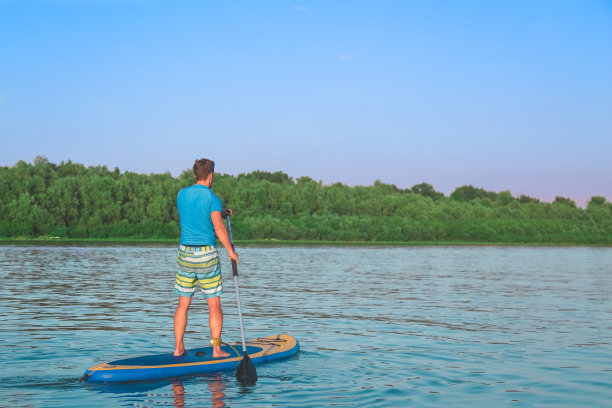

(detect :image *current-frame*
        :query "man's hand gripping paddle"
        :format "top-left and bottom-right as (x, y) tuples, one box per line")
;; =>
(222, 209), (257, 385)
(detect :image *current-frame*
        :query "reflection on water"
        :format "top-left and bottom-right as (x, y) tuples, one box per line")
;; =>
(208, 373), (227, 408)
(1, 245), (611, 407)
(171, 373), (226, 408)
(81, 372), (229, 408)
(171, 382), (185, 407)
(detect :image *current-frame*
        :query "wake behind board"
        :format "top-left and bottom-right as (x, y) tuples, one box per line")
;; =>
(84, 334), (299, 382)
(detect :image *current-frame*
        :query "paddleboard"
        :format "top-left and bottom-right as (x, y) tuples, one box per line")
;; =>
(84, 334), (299, 382)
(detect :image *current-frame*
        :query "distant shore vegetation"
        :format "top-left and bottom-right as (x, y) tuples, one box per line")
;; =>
(1, 157), (611, 245)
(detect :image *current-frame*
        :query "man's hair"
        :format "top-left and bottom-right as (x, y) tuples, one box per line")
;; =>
(193, 158), (215, 181)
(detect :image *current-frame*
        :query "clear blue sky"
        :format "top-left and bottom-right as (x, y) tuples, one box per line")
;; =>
(1, 0), (611, 207)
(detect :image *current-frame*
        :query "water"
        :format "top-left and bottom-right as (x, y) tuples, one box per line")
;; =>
(1, 245), (611, 407)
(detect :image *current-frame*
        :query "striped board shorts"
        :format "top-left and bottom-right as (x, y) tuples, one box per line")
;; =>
(175, 245), (223, 299)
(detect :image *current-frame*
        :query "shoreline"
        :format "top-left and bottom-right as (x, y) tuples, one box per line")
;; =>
(1, 237), (610, 248)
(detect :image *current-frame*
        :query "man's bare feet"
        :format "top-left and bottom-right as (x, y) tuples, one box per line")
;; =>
(174, 344), (187, 357)
(212, 347), (230, 358)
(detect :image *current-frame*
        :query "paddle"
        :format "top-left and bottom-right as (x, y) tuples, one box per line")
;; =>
(222, 209), (257, 385)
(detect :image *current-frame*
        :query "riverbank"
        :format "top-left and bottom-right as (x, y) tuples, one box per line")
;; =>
(1, 237), (610, 247)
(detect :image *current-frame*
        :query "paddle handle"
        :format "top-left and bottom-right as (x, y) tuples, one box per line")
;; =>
(226, 215), (239, 278)
(231, 259), (238, 277)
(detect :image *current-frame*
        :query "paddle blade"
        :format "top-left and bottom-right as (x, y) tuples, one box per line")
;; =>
(236, 352), (257, 385)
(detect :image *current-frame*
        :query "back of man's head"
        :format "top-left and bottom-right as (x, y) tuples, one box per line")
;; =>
(193, 158), (215, 181)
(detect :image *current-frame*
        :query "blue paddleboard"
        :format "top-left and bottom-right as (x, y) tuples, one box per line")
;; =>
(84, 334), (299, 382)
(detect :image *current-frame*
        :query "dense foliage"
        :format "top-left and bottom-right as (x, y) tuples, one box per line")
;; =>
(2, 157), (612, 244)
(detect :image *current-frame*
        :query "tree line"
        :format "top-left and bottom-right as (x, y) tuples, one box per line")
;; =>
(1, 157), (611, 244)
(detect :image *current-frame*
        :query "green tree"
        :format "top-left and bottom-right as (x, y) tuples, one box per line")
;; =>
(410, 182), (444, 200)
(450, 185), (498, 202)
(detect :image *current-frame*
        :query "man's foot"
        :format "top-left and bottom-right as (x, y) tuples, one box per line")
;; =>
(212, 347), (231, 358)
(174, 344), (187, 356)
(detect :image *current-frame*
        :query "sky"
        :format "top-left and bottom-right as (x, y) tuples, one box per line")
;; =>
(1, 0), (611, 207)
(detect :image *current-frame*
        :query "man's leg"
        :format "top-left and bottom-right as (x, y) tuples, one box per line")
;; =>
(207, 296), (230, 358)
(174, 296), (192, 356)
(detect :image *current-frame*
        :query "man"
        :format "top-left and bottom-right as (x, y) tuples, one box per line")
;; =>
(174, 158), (239, 357)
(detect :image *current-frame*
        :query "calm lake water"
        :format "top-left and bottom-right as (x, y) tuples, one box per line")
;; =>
(1, 245), (611, 407)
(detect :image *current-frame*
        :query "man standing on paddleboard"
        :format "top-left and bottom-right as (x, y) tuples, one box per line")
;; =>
(174, 158), (239, 358)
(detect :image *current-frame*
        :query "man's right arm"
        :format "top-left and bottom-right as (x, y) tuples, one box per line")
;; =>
(211, 210), (239, 263)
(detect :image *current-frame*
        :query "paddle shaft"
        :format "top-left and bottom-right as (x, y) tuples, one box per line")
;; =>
(226, 215), (248, 354)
